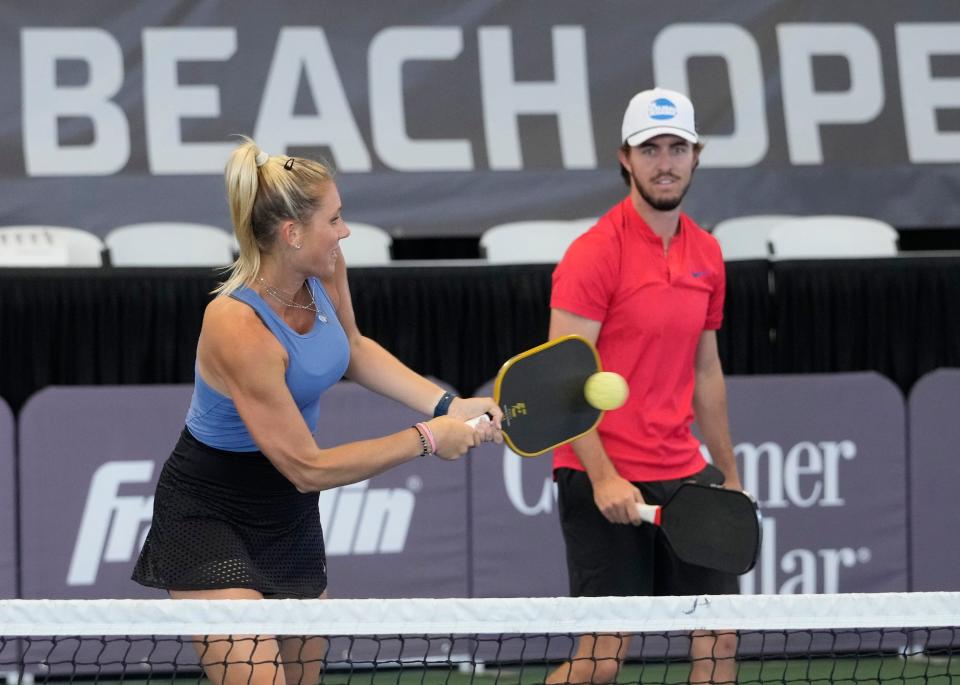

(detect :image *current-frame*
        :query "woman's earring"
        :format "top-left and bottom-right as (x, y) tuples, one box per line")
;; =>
(295, 243), (302, 250)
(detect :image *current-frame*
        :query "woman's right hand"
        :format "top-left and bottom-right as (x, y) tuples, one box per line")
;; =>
(426, 416), (479, 460)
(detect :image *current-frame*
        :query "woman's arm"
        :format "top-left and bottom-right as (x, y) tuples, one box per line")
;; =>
(326, 255), (503, 428)
(197, 297), (478, 493)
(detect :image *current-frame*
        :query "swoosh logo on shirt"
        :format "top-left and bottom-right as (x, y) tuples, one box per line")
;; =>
(692, 271), (706, 278)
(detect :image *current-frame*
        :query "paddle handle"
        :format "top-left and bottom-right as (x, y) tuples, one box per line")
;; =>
(466, 414), (491, 428)
(636, 503), (662, 526)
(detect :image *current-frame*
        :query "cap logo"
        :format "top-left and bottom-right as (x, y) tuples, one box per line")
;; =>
(648, 98), (677, 121)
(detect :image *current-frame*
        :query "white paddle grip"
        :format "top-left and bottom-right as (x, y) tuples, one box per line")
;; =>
(636, 503), (661, 526)
(466, 414), (490, 429)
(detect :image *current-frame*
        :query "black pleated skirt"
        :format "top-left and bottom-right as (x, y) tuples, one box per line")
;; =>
(132, 428), (326, 598)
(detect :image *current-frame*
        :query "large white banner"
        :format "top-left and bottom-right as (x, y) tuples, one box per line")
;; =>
(0, 2), (957, 237)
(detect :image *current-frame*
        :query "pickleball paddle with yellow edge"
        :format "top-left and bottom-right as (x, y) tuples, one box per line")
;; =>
(467, 335), (628, 456)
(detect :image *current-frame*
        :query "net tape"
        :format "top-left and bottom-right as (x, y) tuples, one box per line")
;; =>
(2, 593), (959, 636)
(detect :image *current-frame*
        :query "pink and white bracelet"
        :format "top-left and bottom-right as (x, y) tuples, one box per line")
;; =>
(415, 422), (437, 453)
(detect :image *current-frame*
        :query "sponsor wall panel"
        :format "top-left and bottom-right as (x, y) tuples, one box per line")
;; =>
(0, 398), (16, 670)
(469, 373), (909, 600)
(14, 382), (465, 674)
(469, 379), (569, 598)
(908, 368), (960, 591)
(0, 396), (15, 598)
(18, 386), (193, 599)
(16, 382), (469, 600)
(315, 381), (469, 598)
(725, 373), (908, 594)
(15, 388), (198, 676)
(7, 371), (918, 604)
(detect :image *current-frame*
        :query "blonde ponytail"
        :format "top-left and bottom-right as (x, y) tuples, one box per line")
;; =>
(215, 136), (335, 296)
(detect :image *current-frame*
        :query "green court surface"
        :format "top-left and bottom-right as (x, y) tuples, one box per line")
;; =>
(16, 657), (956, 684)
(318, 656), (959, 683)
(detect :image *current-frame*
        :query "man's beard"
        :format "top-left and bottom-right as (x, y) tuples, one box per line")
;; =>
(634, 172), (694, 211)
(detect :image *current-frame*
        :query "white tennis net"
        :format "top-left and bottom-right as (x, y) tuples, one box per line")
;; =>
(1, 592), (957, 684)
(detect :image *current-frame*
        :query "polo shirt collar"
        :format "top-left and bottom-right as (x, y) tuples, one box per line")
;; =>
(621, 197), (687, 246)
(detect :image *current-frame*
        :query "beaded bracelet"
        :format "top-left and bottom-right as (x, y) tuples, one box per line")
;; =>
(415, 421), (437, 454)
(412, 425), (431, 457)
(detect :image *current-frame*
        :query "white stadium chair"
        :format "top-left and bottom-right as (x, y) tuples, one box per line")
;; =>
(711, 214), (795, 260)
(767, 216), (899, 259)
(339, 222), (392, 266)
(106, 222), (237, 266)
(0, 225), (105, 266)
(480, 218), (596, 264)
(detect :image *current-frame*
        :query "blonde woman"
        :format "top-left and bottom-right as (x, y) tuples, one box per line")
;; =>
(133, 137), (502, 684)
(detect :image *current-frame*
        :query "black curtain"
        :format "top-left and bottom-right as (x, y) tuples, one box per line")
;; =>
(348, 264), (553, 397)
(1, 258), (957, 414)
(718, 259), (774, 376)
(0, 268), (217, 413)
(772, 257), (960, 393)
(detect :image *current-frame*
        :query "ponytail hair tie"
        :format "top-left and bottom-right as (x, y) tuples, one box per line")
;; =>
(255, 150), (269, 167)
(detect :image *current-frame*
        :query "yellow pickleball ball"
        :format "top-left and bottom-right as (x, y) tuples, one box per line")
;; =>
(583, 371), (629, 411)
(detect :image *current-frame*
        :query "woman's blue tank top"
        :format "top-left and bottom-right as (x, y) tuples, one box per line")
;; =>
(185, 277), (350, 451)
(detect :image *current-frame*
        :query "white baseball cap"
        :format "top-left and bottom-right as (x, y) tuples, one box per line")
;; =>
(621, 87), (699, 146)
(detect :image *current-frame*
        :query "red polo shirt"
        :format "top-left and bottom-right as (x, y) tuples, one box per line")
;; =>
(550, 197), (725, 482)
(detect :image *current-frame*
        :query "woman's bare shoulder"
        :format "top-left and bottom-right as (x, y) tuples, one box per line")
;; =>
(200, 294), (281, 359)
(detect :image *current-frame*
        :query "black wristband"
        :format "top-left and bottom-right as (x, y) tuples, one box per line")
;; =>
(433, 391), (456, 417)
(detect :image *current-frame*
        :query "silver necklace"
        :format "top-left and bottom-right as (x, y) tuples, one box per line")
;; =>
(257, 278), (328, 323)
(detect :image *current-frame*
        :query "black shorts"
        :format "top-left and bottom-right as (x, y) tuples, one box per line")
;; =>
(556, 464), (739, 597)
(132, 428), (326, 599)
